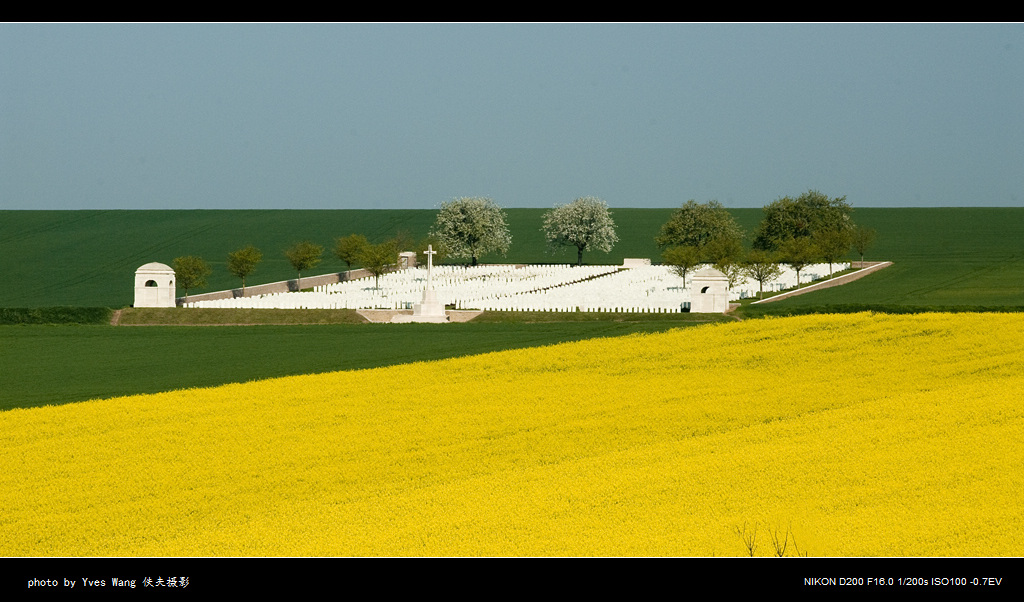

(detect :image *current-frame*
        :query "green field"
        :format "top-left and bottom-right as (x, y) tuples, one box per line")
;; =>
(0, 319), (732, 411)
(3, 207), (1022, 308)
(769, 208), (1024, 307)
(3, 208), (1022, 561)
(0, 208), (689, 308)
(2, 207), (1022, 413)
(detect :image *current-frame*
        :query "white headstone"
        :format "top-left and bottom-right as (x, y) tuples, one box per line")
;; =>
(134, 262), (176, 308)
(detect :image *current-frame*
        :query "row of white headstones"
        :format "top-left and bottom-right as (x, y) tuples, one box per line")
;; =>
(184, 260), (848, 313)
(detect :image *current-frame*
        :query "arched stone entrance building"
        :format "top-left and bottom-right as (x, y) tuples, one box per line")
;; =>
(690, 267), (729, 313)
(134, 263), (176, 308)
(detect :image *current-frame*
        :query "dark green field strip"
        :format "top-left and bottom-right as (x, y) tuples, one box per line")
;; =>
(2, 207), (1023, 308)
(738, 303), (1024, 319)
(116, 307), (369, 325)
(0, 321), (705, 411)
(0, 210), (438, 308)
(0, 208), (710, 307)
(0, 307), (113, 325)
(470, 310), (735, 324)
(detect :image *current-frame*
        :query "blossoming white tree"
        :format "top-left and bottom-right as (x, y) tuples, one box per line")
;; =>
(430, 197), (512, 266)
(541, 197), (618, 266)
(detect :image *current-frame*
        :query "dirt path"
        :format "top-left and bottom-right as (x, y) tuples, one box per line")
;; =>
(751, 261), (892, 304)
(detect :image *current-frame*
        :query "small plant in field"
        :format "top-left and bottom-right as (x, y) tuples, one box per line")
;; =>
(736, 521), (811, 557)
(791, 533), (810, 557)
(769, 523), (791, 557)
(736, 521), (758, 557)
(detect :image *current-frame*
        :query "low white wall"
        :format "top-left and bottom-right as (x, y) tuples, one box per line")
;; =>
(177, 268), (373, 305)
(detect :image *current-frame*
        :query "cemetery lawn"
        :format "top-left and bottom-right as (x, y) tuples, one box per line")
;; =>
(2, 312), (1020, 556)
(0, 320), (721, 411)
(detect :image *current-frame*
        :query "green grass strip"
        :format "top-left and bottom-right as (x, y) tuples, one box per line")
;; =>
(0, 307), (112, 325)
(117, 307), (367, 325)
(471, 310), (735, 324)
(738, 303), (1024, 318)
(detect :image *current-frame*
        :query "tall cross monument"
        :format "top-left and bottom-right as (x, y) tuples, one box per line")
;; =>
(424, 244), (436, 291)
(392, 244), (448, 322)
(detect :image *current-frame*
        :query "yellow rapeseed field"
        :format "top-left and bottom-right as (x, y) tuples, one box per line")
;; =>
(2, 313), (1021, 556)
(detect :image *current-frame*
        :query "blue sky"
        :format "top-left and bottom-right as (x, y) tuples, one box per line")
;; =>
(2, 23), (1022, 209)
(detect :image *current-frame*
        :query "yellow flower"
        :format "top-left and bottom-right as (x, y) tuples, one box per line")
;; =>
(1, 313), (1021, 556)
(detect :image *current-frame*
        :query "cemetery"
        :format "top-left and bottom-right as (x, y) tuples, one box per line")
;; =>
(180, 260), (850, 314)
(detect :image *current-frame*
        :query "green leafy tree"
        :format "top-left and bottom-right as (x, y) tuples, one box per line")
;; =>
(655, 200), (744, 253)
(334, 234), (369, 273)
(743, 249), (784, 299)
(703, 234), (746, 286)
(661, 245), (702, 288)
(173, 256), (211, 303)
(779, 236), (819, 287)
(703, 234), (744, 265)
(541, 196), (619, 266)
(359, 239), (398, 289)
(284, 241), (323, 291)
(226, 245), (262, 295)
(430, 197), (512, 266)
(851, 226), (877, 264)
(812, 227), (853, 276)
(752, 190), (853, 251)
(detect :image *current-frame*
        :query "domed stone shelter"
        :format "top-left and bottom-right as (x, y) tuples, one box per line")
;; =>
(690, 266), (729, 313)
(134, 262), (176, 307)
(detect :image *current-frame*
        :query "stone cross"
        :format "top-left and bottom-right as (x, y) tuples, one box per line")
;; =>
(425, 244), (437, 290)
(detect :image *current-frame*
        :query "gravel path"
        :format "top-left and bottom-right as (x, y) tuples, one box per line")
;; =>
(751, 261), (892, 304)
